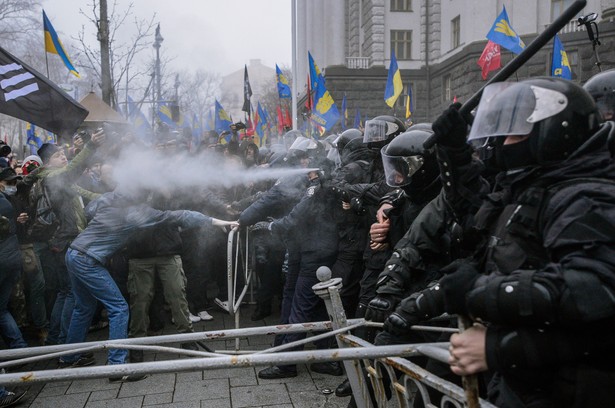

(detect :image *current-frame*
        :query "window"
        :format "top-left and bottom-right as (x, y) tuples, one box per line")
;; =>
(451, 16), (461, 49)
(391, 30), (412, 60)
(551, 0), (575, 20)
(443, 75), (451, 104)
(391, 0), (412, 12)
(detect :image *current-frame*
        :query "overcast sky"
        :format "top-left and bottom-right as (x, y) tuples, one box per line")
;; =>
(40, 0), (292, 76)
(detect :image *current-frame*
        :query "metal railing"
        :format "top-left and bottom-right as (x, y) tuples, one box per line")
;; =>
(347, 57), (371, 69)
(0, 231), (496, 407)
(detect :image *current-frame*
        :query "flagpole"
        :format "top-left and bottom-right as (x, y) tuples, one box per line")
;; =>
(291, 0), (298, 130)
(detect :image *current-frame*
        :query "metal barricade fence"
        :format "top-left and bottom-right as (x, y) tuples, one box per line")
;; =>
(0, 229), (496, 407)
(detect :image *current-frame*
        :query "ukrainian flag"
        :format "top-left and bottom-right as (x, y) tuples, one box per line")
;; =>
(551, 34), (572, 80)
(43, 11), (80, 78)
(384, 50), (403, 108)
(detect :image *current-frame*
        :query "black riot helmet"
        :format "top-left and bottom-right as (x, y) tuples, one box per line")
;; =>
(363, 115), (405, 149)
(336, 128), (363, 153)
(583, 68), (615, 121)
(468, 77), (601, 169)
(340, 137), (374, 166)
(381, 129), (440, 194)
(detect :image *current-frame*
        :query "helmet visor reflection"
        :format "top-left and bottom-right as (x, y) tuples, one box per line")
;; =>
(381, 148), (425, 187)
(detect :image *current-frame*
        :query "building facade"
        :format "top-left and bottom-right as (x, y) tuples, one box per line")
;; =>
(297, 0), (615, 128)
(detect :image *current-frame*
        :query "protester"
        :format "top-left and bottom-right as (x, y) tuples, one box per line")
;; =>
(59, 182), (238, 382)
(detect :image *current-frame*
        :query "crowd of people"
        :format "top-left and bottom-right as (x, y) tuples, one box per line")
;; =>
(1, 70), (615, 408)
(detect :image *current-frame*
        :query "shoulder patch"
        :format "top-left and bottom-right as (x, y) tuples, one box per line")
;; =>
(307, 186), (317, 197)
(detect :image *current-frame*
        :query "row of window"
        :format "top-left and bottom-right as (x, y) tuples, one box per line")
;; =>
(392, 0), (576, 18)
(390, 0), (577, 59)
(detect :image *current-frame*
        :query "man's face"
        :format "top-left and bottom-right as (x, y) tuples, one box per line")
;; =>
(48, 150), (68, 168)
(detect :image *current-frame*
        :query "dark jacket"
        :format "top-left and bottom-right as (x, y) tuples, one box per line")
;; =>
(70, 191), (212, 266)
(0, 192), (21, 269)
(457, 124), (615, 407)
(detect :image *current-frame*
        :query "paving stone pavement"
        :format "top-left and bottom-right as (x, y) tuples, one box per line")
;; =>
(12, 304), (353, 408)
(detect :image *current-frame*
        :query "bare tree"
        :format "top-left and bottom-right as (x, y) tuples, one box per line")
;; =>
(77, 0), (156, 108)
(177, 69), (221, 125)
(0, 0), (40, 46)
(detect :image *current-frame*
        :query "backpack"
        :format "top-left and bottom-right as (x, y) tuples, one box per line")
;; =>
(28, 179), (59, 241)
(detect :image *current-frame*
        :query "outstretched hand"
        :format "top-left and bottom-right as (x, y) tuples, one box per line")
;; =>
(212, 218), (239, 232)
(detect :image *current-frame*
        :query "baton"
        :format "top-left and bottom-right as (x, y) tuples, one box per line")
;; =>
(424, 0), (587, 149)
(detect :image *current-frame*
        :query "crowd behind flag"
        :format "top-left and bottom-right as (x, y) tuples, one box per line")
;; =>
(486, 6), (525, 54)
(43, 10), (80, 77)
(384, 50), (403, 108)
(552, 34), (572, 79)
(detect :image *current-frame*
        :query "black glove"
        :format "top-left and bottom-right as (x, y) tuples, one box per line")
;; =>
(383, 283), (446, 336)
(383, 293), (422, 336)
(350, 197), (366, 215)
(249, 221), (272, 232)
(431, 102), (469, 148)
(365, 294), (401, 323)
(439, 262), (480, 314)
(330, 186), (350, 202)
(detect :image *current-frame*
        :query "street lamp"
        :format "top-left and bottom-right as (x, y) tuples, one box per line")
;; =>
(153, 23), (164, 113)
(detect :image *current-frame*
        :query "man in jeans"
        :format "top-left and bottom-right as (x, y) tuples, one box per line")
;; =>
(61, 185), (237, 382)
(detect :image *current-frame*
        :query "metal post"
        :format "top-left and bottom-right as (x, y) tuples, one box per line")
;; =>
(291, 0), (298, 130)
(312, 267), (373, 408)
(153, 23), (164, 133)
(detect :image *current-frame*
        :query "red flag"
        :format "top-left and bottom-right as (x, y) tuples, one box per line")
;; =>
(277, 105), (284, 134)
(305, 75), (312, 111)
(453, 95), (458, 103)
(284, 107), (292, 128)
(477, 40), (501, 80)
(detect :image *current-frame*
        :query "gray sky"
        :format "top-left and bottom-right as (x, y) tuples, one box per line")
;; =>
(41, 0), (292, 76)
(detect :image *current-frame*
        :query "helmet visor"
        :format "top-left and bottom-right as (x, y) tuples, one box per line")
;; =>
(468, 82), (568, 146)
(363, 119), (400, 144)
(381, 148), (425, 187)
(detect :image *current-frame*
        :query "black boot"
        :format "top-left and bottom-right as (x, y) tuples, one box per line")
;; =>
(336, 377), (352, 397)
(251, 303), (272, 321)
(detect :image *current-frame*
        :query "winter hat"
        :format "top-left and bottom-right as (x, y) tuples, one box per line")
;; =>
(37, 143), (61, 164)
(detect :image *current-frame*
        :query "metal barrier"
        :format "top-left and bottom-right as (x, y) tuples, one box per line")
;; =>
(0, 264), (496, 407)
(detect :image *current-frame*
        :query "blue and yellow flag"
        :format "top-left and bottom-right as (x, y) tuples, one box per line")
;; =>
(405, 84), (413, 120)
(215, 100), (232, 135)
(551, 34), (572, 80)
(384, 51), (403, 108)
(341, 94), (347, 130)
(276, 64), (291, 99)
(127, 96), (153, 144)
(157, 103), (176, 128)
(43, 11), (80, 78)
(308, 52), (324, 91)
(353, 108), (361, 129)
(486, 6), (525, 55)
(255, 102), (268, 146)
(311, 74), (340, 132)
(204, 110), (213, 131)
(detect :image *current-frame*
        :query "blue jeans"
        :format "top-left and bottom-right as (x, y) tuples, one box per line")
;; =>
(42, 247), (74, 345)
(0, 263), (28, 349)
(64, 248), (129, 365)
